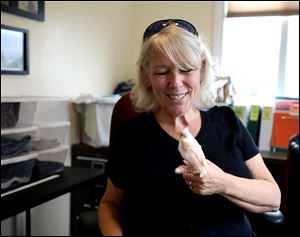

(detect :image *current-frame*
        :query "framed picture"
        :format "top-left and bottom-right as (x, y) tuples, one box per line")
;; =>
(1, 1), (44, 21)
(1, 25), (29, 75)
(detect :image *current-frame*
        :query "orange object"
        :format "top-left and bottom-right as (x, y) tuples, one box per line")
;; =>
(271, 111), (299, 149)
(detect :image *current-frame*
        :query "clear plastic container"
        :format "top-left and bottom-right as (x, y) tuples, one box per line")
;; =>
(34, 145), (69, 179)
(1, 97), (38, 128)
(32, 121), (70, 151)
(1, 153), (37, 190)
(1, 102), (20, 128)
(35, 97), (70, 123)
(1, 126), (38, 159)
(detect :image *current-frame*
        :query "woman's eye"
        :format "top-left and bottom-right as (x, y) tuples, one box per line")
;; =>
(180, 69), (192, 73)
(155, 71), (168, 75)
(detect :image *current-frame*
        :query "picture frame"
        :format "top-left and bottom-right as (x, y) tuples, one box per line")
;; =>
(1, 25), (29, 75)
(1, 1), (45, 21)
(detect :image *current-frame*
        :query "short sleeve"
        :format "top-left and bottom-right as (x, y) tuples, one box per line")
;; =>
(235, 111), (260, 161)
(218, 106), (260, 162)
(107, 121), (132, 189)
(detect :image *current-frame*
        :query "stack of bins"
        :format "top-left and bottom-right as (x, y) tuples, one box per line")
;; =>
(32, 120), (70, 179)
(1, 98), (38, 190)
(1, 97), (71, 190)
(30, 97), (70, 180)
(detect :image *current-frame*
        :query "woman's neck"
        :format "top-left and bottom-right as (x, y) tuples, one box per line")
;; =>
(154, 108), (201, 140)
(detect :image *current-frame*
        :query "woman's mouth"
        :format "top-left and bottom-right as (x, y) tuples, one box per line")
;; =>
(167, 92), (189, 101)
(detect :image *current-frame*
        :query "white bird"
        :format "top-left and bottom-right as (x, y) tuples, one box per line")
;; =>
(178, 127), (208, 176)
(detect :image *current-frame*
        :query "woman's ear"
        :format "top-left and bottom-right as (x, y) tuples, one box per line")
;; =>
(199, 59), (206, 82)
(141, 66), (151, 87)
(144, 79), (151, 87)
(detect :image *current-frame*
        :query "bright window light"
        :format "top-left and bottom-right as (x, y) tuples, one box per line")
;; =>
(221, 15), (299, 106)
(284, 16), (299, 98)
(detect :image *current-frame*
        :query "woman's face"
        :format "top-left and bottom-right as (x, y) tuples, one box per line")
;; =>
(145, 50), (200, 117)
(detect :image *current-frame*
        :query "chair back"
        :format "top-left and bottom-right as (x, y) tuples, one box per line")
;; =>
(109, 93), (138, 147)
(283, 134), (299, 234)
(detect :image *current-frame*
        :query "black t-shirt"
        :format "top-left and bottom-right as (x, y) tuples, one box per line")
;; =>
(108, 106), (259, 236)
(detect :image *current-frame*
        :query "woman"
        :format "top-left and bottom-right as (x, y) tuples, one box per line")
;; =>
(99, 19), (281, 236)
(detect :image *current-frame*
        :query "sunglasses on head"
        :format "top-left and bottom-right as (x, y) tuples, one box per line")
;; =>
(143, 19), (199, 42)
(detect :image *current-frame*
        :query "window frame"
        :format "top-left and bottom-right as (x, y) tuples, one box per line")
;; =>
(212, 2), (299, 102)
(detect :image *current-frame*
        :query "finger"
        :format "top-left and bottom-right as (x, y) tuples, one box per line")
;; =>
(186, 166), (194, 173)
(183, 160), (190, 166)
(175, 165), (193, 174)
(193, 170), (201, 175)
(175, 165), (185, 174)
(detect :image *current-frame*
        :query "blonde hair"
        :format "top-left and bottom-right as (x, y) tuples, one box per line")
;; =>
(131, 25), (217, 112)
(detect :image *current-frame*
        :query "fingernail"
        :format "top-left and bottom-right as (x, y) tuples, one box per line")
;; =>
(175, 167), (184, 174)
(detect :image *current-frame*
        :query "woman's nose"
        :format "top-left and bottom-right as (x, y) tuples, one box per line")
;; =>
(168, 71), (183, 88)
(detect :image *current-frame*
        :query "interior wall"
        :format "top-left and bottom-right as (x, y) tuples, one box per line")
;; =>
(1, 1), (133, 97)
(1, 1), (215, 236)
(129, 1), (214, 78)
(1, 2), (133, 236)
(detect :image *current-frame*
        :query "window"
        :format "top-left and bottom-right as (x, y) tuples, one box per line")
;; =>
(284, 16), (299, 98)
(219, 4), (299, 106)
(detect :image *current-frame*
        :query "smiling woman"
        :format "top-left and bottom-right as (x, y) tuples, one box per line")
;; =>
(98, 18), (281, 236)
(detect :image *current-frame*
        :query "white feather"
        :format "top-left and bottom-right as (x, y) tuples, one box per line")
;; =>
(178, 127), (208, 176)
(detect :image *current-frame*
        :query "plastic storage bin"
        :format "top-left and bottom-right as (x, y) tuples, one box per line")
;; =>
(32, 121), (70, 151)
(1, 126), (38, 159)
(1, 153), (37, 190)
(35, 97), (69, 123)
(34, 145), (69, 179)
(1, 97), (38, 128)
(1, 102), (20, 128)
(73, 95), (120, 148)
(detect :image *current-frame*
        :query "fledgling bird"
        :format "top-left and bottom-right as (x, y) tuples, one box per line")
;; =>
(178, 127), (208, 177)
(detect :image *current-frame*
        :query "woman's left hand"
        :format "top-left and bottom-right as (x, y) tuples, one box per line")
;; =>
(175, 160), (225, 195)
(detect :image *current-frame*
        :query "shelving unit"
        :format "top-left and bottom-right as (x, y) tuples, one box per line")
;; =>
(1, 96), (71, 191)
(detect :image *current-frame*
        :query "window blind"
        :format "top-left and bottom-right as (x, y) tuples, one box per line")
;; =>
(227, 1), (299, 17)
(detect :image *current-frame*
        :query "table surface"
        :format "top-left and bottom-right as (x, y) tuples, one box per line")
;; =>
(1, 166), (104, 221)
(261, 150), (287, 162)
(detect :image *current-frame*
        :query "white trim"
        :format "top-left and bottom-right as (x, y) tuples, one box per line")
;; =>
(1, 125), (38, 135)
(77, 155), (108, 163)
(277, 17), (288, 96)
(1, 96), (70, 102)
(212, 1), (226, 72)
(1, 174), (60, 197)
(1, 153), (37, 165)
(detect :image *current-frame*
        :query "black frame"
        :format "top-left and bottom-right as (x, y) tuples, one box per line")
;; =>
(1, 1), (44, 21)
(1, 24), (29, 75)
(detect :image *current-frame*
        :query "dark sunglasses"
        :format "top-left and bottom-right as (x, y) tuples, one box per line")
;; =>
(143, 19), (198, 42)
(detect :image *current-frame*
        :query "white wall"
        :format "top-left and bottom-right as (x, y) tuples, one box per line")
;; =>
(1, 1), (133, 97)
(129, 1), (214, 78)
(1, 1), (214, 235)
(1, 2), (133, 236)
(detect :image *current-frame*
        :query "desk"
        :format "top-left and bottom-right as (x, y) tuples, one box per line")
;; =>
(1, 166), (104, 235)
(261, 151), (287, 206)
(261, 150), (287, 164)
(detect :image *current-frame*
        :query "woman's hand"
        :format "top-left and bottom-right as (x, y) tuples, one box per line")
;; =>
(175, 160), (225, 195)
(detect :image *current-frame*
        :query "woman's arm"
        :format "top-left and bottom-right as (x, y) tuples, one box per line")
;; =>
(182, 154), (281, 213)
(98, 178), (124, 236)
(219, 154), (281, 212)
